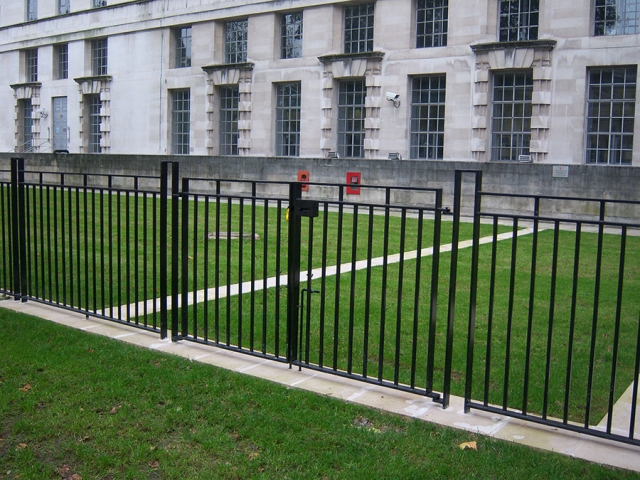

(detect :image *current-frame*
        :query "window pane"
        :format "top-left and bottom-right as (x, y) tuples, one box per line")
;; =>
(498, 0), (539, 42)
(225, 20), (248, 64)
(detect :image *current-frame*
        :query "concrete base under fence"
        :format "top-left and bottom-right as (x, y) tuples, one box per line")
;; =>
(2, 299), (639, 473)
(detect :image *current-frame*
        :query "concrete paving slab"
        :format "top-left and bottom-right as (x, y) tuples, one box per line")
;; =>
(2, 299), (639, 473)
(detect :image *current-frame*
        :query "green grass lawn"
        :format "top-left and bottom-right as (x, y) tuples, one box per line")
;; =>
(1, 309), (637, 479)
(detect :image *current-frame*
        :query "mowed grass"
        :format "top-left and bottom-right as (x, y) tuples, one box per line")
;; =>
(1, 309), (638, 480)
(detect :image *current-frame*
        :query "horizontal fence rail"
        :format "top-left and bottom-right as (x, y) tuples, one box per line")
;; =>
(1, 158), (639, 448)
(460, 170), (640, 447)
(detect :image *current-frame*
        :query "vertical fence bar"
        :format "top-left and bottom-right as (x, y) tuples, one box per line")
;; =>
(159, 162), (169, 339)
(464, 171), (482, 412)
(181, 178), (190, 338)
(203, 194), (210, 342)
(483, 216), (499, 406)
(410, 208), (424, 389)
(502, 217), (519, 410)
(10, 158), (27, 301)
(250, 183), (257, 352)
(522, 197), (540, 415)
(347, 204), (359, 374)
(318, 201), (329, 368)
(444, 171), (463, 409)
(286, 182), (303, 365)
(542, 220), (560, 419)
(362, 205), (374, 378)
(606, 226), (627, 434)
(393, 208), (407, 385)
(563, 223), (582, 424)
(170, 162), (180, 340)
(585, 202), (606, 427)
(261, 199), (269, 354)
(333, 188), (345, 371)
(275, 198), (283, 357)
(378, 189), (391, 382)
(238, 199), (244, 348)
(426, 190), (443, 394)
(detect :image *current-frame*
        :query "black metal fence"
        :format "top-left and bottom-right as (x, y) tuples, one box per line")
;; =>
(2, 159), (639, 447)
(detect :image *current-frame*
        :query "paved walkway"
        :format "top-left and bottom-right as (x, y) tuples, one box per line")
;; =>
(2, 299), (639, 473)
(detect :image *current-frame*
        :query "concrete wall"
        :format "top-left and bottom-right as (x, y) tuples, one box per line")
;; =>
(2, 153), (639, 222)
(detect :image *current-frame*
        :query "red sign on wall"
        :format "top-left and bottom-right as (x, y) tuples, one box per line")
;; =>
(346, 172), (361, 195)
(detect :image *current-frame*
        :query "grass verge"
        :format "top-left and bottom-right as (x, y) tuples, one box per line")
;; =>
(0, 308), (637, 479)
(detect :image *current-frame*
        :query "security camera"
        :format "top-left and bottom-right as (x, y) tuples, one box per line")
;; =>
(385, 92), (400, 108)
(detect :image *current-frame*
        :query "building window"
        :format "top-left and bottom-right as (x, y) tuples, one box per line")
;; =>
(20, 99), (33, 152)
(219, 86), (239, 155)
(174, 27), (192, 68)
(281, 12), (303, 59)
(337, 79), (366, 158)
(344, 4), (374, 54)
(594, 0), (640, 35)
(56, 44), (68, 80)
(225, 20), (248, 64)
(92, 38), (108, 76)
(87, 94), (101, 153)
(25, 49), (38, 82)
(498, 0), (539, 42)
(416, 0), (448, 48)
(275, 82), (301, 156)
(491, 71), (533, 161)
(586, 66), (636, 165)
(93, 0), (107, 7)
(58, 0), (70, 15)
(26, 0), (37, 21)
(171, 89), (190, 155)
(410, 75), (446, 160)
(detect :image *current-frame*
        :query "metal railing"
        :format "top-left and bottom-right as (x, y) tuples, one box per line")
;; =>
(2, 158), (639, 447)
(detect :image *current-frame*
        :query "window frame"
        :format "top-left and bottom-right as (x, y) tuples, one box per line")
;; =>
(585, 66), (636, 165)
(91, 38), (108, 76)
(490, 70), (534, 161)
(498, 0), (539, 42)
(171, 89), (191, 155)
(281, 12), (303, 59)
(219, 86), (240, 156)
(225, 20), (248, 64)
(410, 74), (447, 160)
(174, 27), (192, 68)
(343, 3), (375, 54)
(337, 79), (366, 158)
(275, 82), (302, 157)
(416, 0), (448, 48)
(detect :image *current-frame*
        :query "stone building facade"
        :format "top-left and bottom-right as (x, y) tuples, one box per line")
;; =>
(0, 0), (638, 165)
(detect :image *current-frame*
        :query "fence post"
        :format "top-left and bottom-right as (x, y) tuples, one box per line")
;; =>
(10, 158), (27, 302)
(464, 171), (482, 413)
(286, 182), (303, 365)
(160, 162), (169, 339)
(159, 161), (180, 340)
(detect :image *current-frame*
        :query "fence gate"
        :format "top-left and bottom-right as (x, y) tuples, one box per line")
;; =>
(286, 182), (452, 404)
